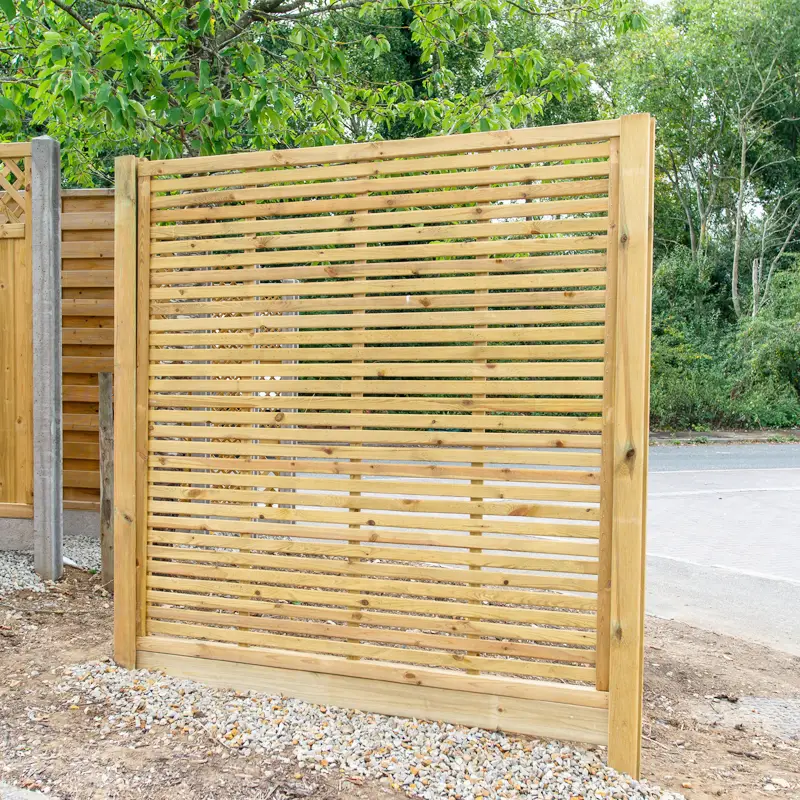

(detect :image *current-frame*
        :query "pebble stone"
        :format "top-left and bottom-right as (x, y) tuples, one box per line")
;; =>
(62, 662), (686, 800)
(0, 535), (102, 595)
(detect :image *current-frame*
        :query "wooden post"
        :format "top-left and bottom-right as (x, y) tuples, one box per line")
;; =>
(99, 372), (114, 591)
(113, 156), (138, 669)
(31, 136), (63, 581)
(607, 113), (654, 779)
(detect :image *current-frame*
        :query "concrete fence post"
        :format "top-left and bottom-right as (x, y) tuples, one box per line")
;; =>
(32, 136), (63, 581)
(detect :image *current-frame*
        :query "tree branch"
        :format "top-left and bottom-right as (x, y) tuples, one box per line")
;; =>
(48, 0), (93, 32)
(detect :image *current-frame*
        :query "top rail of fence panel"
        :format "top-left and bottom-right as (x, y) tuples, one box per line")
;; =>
(0, 143), (32, 158)
(140, 119), (622, 177)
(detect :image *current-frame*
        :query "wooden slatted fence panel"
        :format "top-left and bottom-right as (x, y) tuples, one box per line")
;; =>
(116, 116), (654, 773)
(61, 189), (115, 510)
(0, 144), (33, 519)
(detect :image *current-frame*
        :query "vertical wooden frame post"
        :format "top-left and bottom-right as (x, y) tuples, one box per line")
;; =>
(114, 156), (138, 668)
(607, 113), (654, 778)
(136, 172), (151, 635)
(31, 136), (63, 581)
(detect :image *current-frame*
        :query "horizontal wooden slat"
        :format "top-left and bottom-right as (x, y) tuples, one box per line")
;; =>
(62, 241), (114, 259)
(147, 527), (598, 563)
(147, 438), (602, 467)
(0, 223), (25, 239)
(150, 197), (608, 241)
(64, 441), (99, 460)
(146, 589), (596, 646)
(147, 606), (594, 664)
(148, 455), (601, 486)
(141, 120), (619, 176)
(0, 143), (31, 157)
(151, 180), (610, 224)
(149, 217), (608, 255)
(149, 307), (606, 333)
(148, 324), (606, 347)
(63, 385), (100, 402)
(147, 498), (599, 537)
(148, 395), (603, 415)
(148, 270), (606, 300)
(147, 554), (597, 596)
(147, 423), (600, 453)
(62, 328), (114, 346)
(149, 289), (606, 319)
(63, 356), (114, 373)
(150, 235), (607, 271)
(149, 343), (606, 365)
(152, 141), (610, 194)
(147, 574), (596, 628)
(147, 545), (597, 588)
(149, 514), (598, 553)
(147, 409), (602, 432)
(149, 254), (606, 286)
(0, 502), (33, 519)
(64, 413), (99, 431)
(61, 270), (115, 288)
(64, 470), (100, 489)
(147, 467), (599, 502)
(62, 299), (114, 316)
(148, 362), (604, 382)
(147, 482), (600, 522)
(145, 619), (594, 681)
(147, 378), (605, 397)
(62, 212), (114, 230)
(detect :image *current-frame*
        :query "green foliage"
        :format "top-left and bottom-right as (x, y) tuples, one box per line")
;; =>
(0, 0), (642, 184)
(650, 250), (800, 429)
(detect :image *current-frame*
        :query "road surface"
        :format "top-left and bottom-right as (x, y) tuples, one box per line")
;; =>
(647, 443), (800, 655)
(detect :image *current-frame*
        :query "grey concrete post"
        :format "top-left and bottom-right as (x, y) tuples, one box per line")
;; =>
(32, 136), (63, 581)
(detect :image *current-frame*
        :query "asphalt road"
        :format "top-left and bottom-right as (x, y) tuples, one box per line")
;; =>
(647, 443), (800, 655)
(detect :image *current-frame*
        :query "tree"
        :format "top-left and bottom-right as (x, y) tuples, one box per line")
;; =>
(0, 0), (644, 183)
(612, 0), (800, 319)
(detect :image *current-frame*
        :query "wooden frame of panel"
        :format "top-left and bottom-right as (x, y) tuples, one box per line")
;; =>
(0, 143), (33, 519)
(116, 115), (654, 777)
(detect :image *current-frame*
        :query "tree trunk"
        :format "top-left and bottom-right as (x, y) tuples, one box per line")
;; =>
(731, 125), (748, 319)
(751, 257), (761, 318)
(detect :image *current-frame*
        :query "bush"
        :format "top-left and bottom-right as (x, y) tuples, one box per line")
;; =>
(648, 250), (800, 429)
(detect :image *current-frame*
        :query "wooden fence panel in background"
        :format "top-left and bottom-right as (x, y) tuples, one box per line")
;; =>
(0, 144), (33, 519)
(61, 189), (115, 510)
(115, 116), (654, 775)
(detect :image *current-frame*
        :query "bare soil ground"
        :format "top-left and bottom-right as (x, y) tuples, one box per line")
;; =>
(1, 569), (798, 799)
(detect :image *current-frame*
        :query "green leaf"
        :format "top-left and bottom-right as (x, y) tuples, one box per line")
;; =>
(0, 0), (15, 21)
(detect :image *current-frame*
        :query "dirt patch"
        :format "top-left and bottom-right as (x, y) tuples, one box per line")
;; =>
(1, 570), (798, 798)
(642, 618), (800, 798)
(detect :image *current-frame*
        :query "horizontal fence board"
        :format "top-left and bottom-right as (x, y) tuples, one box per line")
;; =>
(151, 141), (611, 193)
(147, 575), (597, 628)
(150, 197), (609, 240)
(146, 589), (596, 647)
(141, 119), (619, 175)
(149, 254), (607, 284)
(148, 455), (600, 486)
(145, 619), (595, 682)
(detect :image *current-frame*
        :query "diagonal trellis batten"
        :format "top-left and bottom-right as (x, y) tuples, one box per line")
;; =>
(114, 115), (654, 776)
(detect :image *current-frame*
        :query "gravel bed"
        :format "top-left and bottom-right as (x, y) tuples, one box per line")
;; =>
(62, 662), (685, 800)
(0, 535), (101, 595)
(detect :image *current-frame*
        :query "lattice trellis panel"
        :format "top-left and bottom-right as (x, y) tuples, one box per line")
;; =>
(0, 154), (27, 223)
